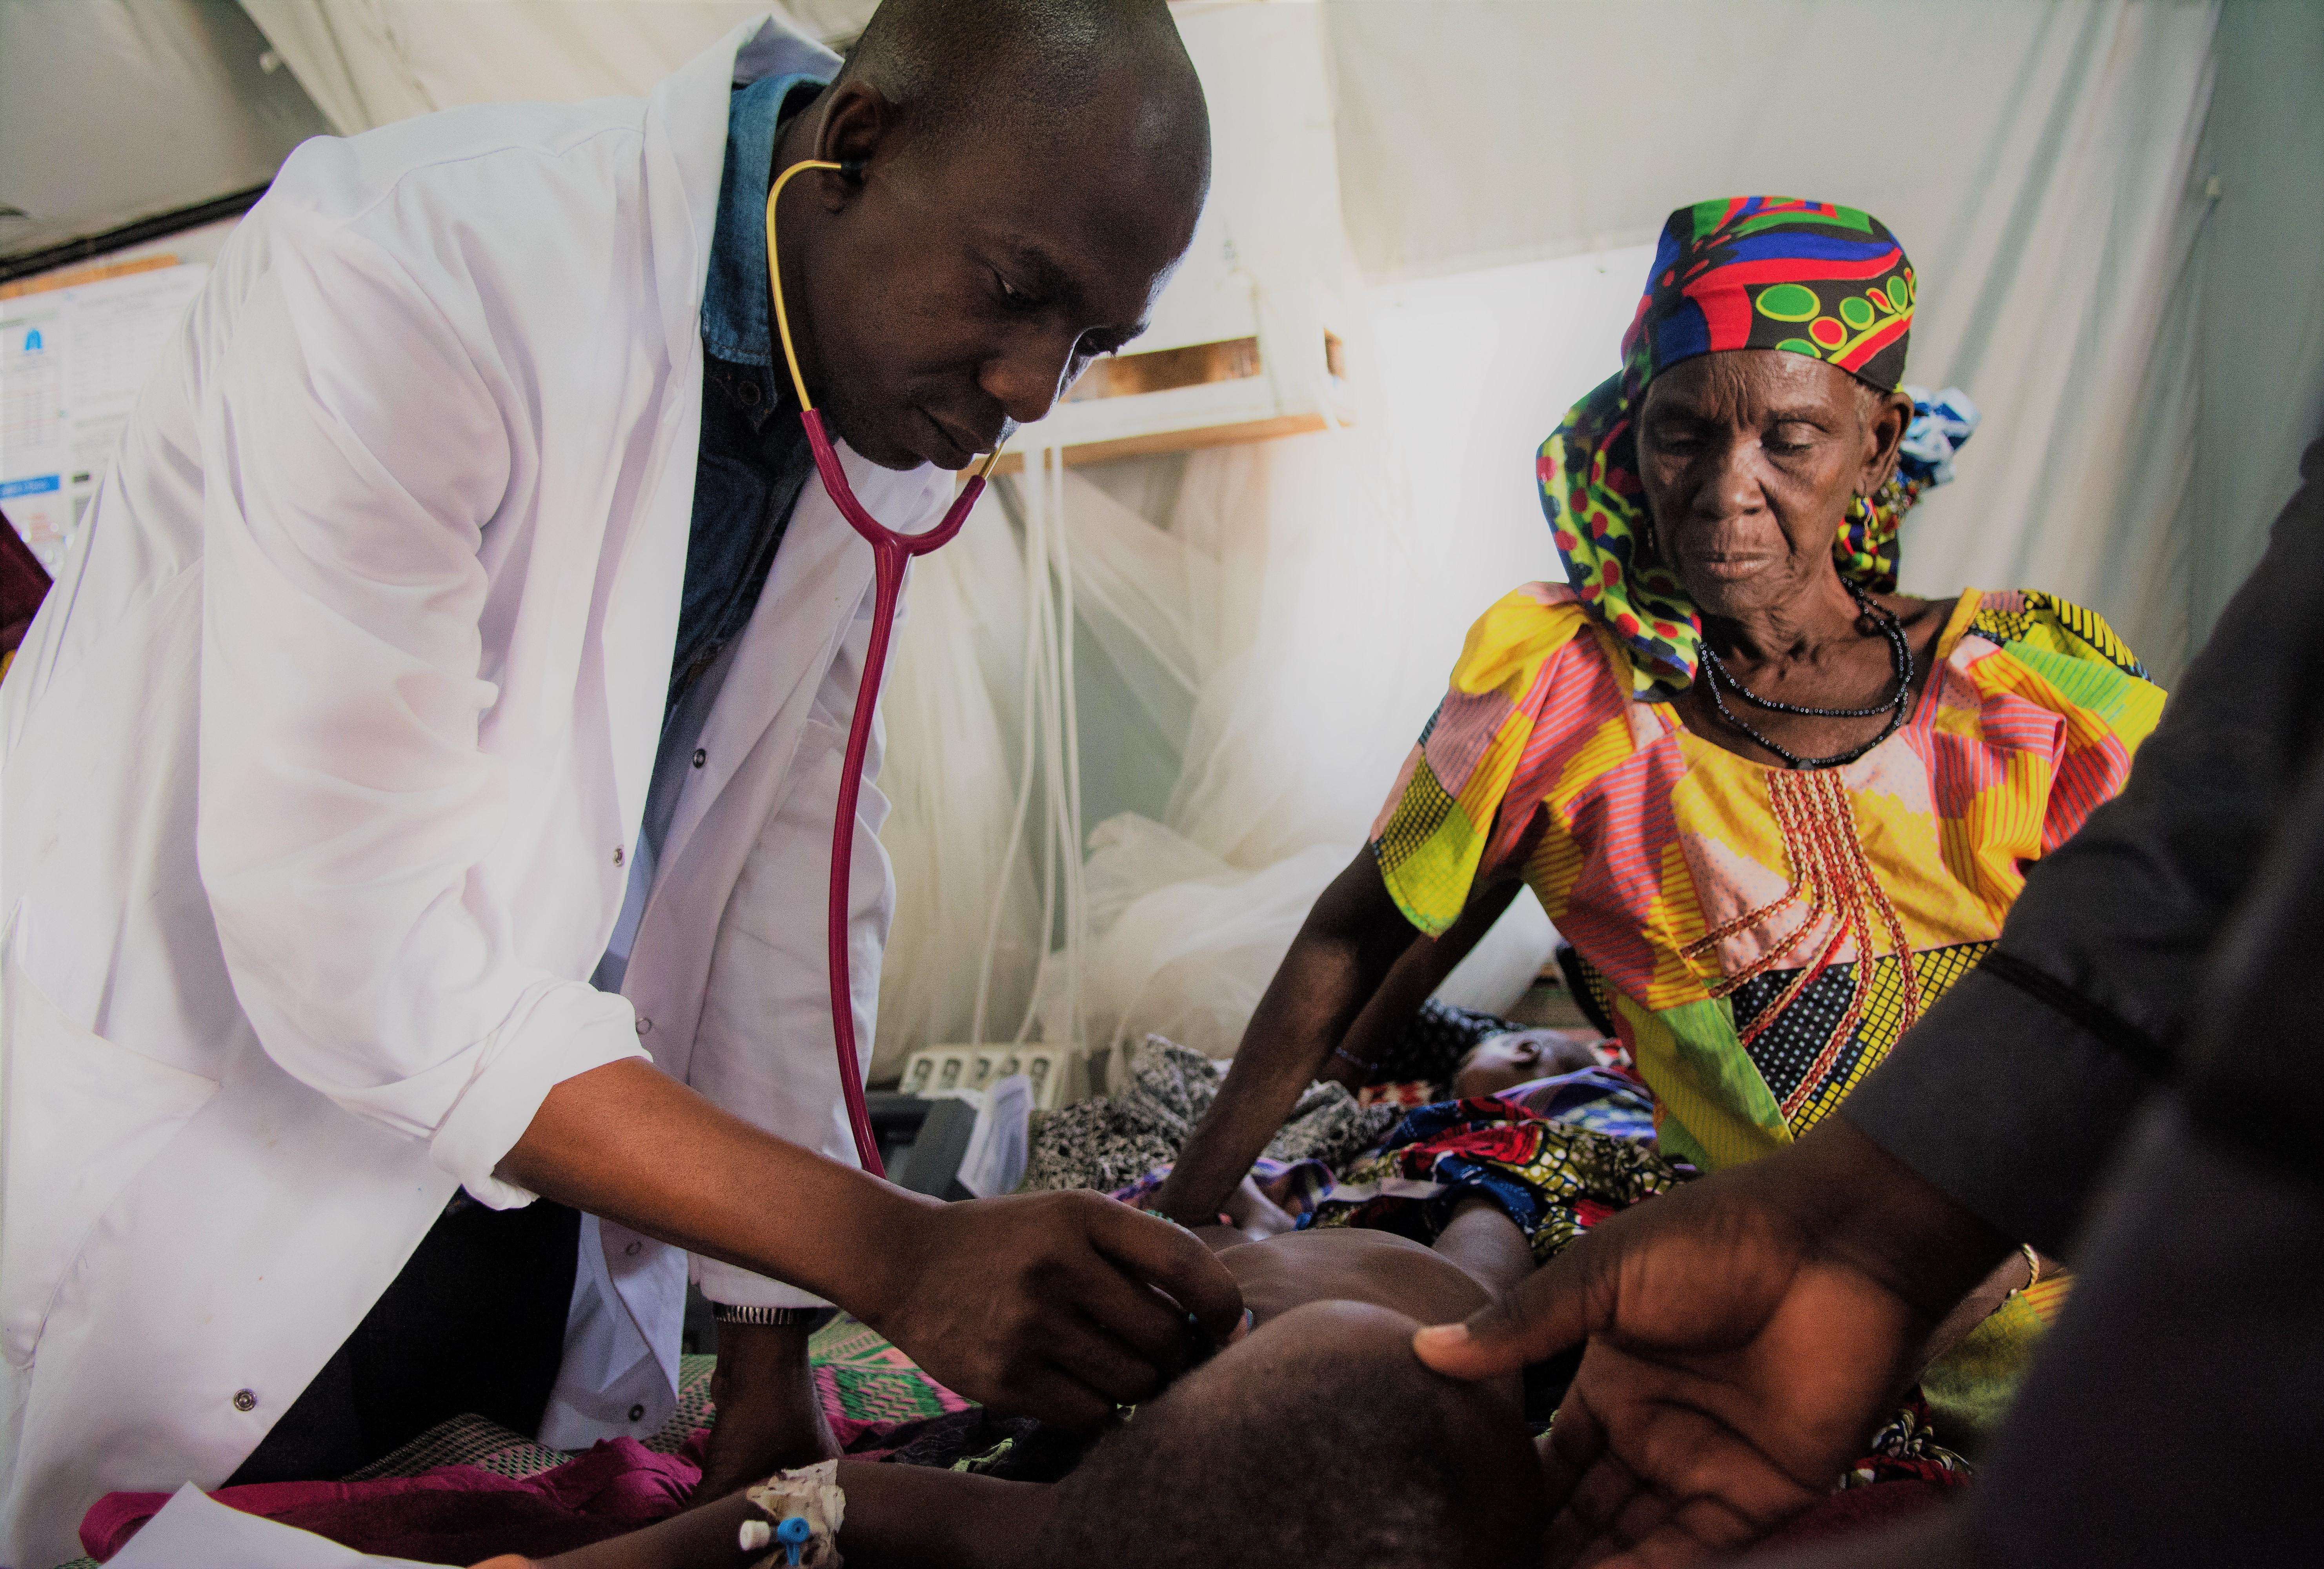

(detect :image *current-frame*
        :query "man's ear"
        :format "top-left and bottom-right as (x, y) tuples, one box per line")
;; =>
(1862, 386), (1915, 494)
(812, 80), (900, 208)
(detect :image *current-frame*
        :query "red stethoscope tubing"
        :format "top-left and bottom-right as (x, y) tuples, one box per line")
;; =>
(768, 159), (1005, 1179)
(806, 413), (987, 1178)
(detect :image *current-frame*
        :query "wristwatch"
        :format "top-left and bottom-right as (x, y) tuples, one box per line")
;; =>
(712, 1303), (833, 1328)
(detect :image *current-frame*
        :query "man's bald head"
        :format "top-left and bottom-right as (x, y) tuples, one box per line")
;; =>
(772, 0), (1212, 471)
(836, 0), (1209, 182)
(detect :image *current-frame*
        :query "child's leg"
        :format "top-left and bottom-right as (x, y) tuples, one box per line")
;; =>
(1429, 1196), (1534, 1299)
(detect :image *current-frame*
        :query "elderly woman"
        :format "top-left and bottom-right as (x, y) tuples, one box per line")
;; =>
(1151, 198), (2164, 1429)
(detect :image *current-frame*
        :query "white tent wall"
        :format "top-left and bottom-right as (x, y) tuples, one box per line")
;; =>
(0, 0), (328, 261)
(2187, 2), (2324, 641)
(233, 2), (865, 135)
(1324, 0), (2236, 679)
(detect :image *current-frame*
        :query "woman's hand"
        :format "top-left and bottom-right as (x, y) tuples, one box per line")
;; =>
(1150, 850), (1425, 1223)
(1413, 1116), (2011, 1568)
(856, 1189), (1244, 1430)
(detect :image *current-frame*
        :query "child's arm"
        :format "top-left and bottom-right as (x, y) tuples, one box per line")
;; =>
(473, 1462), (1054, 1569)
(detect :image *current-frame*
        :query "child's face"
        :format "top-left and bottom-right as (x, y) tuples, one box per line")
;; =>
(1452, 1028), (1605, 1098)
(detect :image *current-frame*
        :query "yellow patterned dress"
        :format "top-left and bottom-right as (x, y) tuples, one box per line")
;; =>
(1371, 583), (2166, 1174)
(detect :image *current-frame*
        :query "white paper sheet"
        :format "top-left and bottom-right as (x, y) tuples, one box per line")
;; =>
(0, 297), (73, 566)
(101, 1484), (455, 1569)
(954, 1074), (1032, 1199)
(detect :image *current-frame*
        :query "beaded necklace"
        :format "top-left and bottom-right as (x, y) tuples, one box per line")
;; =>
(1697, 582), (1916, 770)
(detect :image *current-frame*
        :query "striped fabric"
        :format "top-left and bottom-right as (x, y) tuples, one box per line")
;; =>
(1370, 584), (2164, 1172)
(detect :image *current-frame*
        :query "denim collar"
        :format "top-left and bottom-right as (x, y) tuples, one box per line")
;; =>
(701, 68), (831, 380)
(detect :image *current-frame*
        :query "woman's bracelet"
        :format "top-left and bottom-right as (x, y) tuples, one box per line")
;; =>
(1329, 1043), (1378, 1074)
(2006, 1243), (2042, 1298)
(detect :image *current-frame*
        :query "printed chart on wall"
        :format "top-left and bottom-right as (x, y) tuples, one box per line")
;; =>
(0, 257), (207, 573)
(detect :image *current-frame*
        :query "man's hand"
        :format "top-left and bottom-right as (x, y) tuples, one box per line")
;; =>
(859, 1189), (1245, 1431)
(692, 1320), (840, 1503)
(499, 1062), (1239, 1436)
(1413, 1118), (2010, 1568)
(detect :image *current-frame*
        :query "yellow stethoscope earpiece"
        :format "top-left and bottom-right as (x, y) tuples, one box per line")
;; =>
(764, 159), (840, 416)
(764, 159), (1007, 479)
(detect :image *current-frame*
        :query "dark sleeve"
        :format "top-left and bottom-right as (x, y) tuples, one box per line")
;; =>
(1842, 435), (2324, 1255)
(1964, 755), (2324, 1558)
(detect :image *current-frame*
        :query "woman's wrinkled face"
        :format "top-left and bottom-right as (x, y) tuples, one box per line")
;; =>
(1635, 351), (1906, 621)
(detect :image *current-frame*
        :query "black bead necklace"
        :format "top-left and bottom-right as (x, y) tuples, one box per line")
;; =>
(1698, 582), (1916, 770)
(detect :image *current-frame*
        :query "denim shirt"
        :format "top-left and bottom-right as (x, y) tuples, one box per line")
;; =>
(594, 66), (828, 993)
(672, 66), (829, 710)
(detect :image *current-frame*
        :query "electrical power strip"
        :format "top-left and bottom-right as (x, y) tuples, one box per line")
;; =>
(896, 1043), (1090, 1110)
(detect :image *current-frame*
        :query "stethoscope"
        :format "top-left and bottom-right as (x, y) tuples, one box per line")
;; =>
(766, 158), (1006, 1178)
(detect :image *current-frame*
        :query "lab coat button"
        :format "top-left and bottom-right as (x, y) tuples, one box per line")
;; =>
(629, 1403), (646, 1423)
(612, 846), (625, 867)
(692, 748), (707, 768)
(233, 1389), (257, 1412)
(625, 1240), (642, 1257)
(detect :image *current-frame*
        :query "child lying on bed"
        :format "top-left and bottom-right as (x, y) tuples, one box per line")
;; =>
(473, 1207), (1550, 1569)
(1447, 1026), (1607, 1099)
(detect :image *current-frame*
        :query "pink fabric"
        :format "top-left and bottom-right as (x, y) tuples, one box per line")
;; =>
(81, 1436), (705, 1565)
(80, 1352), (972, 1564)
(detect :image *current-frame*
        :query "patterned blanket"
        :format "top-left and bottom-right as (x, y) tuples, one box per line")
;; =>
(1022, 1034), (1397, 1196)
(1307, 1070), (1685, 1264)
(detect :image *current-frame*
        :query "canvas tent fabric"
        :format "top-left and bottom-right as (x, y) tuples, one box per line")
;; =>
(231, 1), (836, 138)
(0, 0), (328, 265)
(2186, 3), (2324, 648)
(1326, 0), (2230, 675)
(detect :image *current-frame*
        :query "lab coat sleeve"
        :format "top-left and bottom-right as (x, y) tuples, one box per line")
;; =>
(195, 212), (647, 1209)
(690, 576), (899, 1310)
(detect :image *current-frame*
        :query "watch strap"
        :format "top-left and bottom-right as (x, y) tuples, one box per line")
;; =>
(712, 1303), (832, 1328)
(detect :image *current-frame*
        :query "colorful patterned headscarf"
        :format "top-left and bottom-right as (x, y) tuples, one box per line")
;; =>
(1541, 197), (1975, 699)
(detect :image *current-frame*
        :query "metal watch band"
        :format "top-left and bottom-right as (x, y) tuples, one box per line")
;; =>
(710, 1303), (830, 1327)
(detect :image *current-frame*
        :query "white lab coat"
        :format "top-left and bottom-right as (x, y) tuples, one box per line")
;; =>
(0, 16), (945, 1564)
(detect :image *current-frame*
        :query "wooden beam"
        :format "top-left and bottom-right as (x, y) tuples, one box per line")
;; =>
(1061, 335), (1261, 402)
(0, 251), (179, 301)
(984, 411), (1332, 476)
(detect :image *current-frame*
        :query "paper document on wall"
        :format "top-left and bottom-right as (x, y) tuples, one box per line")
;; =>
(0, 260), (207, 572)
(0, 299), (71, 566)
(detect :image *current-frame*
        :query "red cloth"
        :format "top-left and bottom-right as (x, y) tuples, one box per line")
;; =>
(0, 504), (51, 655)
(80, 1436), (705, 1565)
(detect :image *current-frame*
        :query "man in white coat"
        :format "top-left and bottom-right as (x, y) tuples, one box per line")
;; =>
(0, 1), (1240, 1559)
